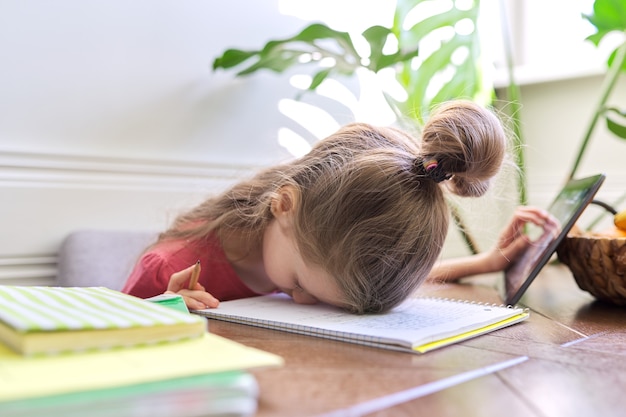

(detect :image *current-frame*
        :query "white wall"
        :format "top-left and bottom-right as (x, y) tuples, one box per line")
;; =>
(1, 1), (625, 285)
(0, 0), (308, 284)
(520, 76), (626, 208)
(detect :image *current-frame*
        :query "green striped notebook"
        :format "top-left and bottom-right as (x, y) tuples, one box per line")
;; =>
(0, 286), (207, 356)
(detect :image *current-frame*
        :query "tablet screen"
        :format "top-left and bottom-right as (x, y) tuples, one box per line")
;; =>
(504, 174), (605, 305)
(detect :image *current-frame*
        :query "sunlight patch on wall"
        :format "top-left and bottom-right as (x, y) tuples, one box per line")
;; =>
(278, 99), (340, 139)
(277, 128), (312, 158)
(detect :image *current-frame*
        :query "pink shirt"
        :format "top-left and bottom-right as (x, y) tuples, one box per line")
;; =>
(122, 236), (261, 301)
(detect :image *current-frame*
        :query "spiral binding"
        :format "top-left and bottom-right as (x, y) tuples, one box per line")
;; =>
(420, 296), (528, 312)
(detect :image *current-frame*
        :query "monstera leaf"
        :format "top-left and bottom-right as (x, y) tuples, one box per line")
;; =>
(213, 23), (418, 90)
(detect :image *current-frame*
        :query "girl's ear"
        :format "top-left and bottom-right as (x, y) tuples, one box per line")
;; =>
(271, 185), (298, 218)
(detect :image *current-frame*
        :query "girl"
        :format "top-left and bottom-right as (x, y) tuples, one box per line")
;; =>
(123, 100), (556, 313)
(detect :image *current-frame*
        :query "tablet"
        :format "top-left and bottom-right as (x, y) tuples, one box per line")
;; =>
(503, 173), (606, 306)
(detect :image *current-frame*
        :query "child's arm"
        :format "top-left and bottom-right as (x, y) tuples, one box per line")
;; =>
(428, 206), (558, 282)
(428, 251), (499, 282)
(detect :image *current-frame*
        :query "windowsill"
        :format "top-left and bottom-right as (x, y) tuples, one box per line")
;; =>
(493, 61), (606, 88)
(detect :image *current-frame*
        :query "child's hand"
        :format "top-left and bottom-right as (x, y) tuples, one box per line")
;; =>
(165, 264), (220, 310)
(486, 206), (560, 272)
(427, 206), (560, 283)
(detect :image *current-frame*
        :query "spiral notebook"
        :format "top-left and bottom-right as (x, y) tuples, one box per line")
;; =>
(193, 294), (528, 354)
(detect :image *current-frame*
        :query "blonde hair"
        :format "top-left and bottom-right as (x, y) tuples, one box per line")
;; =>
(160, 100), (507, 313)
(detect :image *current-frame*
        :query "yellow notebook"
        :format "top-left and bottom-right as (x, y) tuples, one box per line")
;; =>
(0, 332), (283, 404)
(194, 294), (529, 354)
(0, 286), (207, 356)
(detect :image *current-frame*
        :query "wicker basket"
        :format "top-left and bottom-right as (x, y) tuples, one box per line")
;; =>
(557, 231), (626, 305)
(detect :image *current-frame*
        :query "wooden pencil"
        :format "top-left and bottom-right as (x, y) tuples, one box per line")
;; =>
(189, 260), (201, 290)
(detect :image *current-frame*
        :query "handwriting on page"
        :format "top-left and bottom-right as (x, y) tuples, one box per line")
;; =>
(214, 295), (497, 330)
(196, 294), (526, 351)
(303, 300), (490, 329)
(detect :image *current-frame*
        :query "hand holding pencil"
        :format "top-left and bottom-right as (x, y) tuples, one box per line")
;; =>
(165, 261), (220, 310)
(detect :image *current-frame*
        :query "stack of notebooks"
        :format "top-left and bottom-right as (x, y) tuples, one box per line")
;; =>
(0, 286), (283, 417)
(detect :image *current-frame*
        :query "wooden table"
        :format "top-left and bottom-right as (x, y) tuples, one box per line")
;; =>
(209, 265), (626, 417)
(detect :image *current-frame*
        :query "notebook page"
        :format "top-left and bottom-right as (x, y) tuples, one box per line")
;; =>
(195, 294), (525, 348)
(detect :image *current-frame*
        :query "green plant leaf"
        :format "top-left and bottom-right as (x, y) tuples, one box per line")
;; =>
(583, 31), (606, 46)
(430, 57), (478, 104)
(212, 49), (258, 70)
(395, 0), (430, 23)
(607, 117), (626, 139)
(375, 48), (419, 71)
(607, 43), (626, 71)
(391, 1), (481, 121)
(309, 69), (332, 90)
(400, 8), (477, 49)
(213, 23), (362, 77)
(605, 107), (626, 139)
(362, 26), (392, 64)
(260, 23), (359, 56)
(360, 26), (421, 73)
(236, 49), (303, 76)
(582, 0), (626, 45)
(403, 35), (473, 120)
(430, 31), (483, 105)
(587, 0), (626, 31)
(296, 23), (358, 54)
